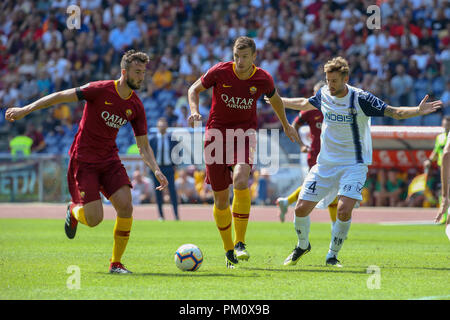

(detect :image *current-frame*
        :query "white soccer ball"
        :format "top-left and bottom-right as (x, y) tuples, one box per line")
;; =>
(174, 244), (203, 271)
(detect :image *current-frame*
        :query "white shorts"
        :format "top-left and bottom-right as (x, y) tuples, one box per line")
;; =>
(299, 163), (368, 209)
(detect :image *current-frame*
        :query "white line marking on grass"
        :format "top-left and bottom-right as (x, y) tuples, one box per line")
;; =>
(378, 220), (436, 226)
(409, 294), (450, 300)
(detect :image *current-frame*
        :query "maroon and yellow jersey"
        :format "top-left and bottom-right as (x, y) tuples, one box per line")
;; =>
(294, 109), (323, 159)
(70, 80), (147, 163)
(201, 61), (275, 130)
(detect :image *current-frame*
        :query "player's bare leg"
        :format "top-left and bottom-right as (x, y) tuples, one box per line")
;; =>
(65, 200), (104, 239)
(232, 163), (252, 261)
(326, 196), (356, 267)
(109, 185), (133, 274)
(213, 188), (237, 268)
(284, 199), (316, 266)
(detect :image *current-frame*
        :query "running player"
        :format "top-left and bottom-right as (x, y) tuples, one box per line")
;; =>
(187, 36), (300, 268)
(267, 57), (442, 267)
(435, 129), (450, 227)
(423, 116), (450, 224)
(271, 81), (337, 225)
(5, 50), (168, 274)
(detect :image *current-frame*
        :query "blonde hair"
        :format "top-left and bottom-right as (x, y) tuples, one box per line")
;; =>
(323, 57), (349, 77)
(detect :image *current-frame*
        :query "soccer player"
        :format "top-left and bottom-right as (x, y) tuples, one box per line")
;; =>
(423, 116), (450, 224)
(5, 50), (168, 274)
(268, 57), (442, 267)
(271, 81), (337, 225)
(187, 36), (300, 268)
(435, 130), (450, 227)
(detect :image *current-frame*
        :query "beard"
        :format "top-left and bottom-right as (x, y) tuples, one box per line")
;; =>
(126, 78), (141, 90)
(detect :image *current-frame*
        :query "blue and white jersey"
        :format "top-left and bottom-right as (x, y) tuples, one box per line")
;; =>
(308, 84), (387, 166)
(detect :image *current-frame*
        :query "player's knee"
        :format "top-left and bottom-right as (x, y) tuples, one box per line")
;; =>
(85, 212), (103, 227)
(116, 200), (133, 218)
(337, 208), (352, 221)
(294, 201), (312, 217)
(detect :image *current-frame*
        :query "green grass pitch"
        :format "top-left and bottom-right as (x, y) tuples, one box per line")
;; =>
(0, 218), (448, 300)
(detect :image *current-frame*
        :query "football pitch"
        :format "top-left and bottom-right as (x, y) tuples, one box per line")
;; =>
(0, 217), (448, 300)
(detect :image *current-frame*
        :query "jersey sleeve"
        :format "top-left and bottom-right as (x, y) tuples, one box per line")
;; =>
(130, 102), (148, 137)
(76, 82), (104, 101)
(357, 90), (387, 117)
(263, 72), (276, 98)
(308, 87), (322, 110)
(201, 63), (220, 89)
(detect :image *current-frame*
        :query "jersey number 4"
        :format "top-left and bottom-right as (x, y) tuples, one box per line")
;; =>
(307, 181), (317, 193)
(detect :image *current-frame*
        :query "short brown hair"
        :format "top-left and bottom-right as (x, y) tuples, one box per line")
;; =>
(120, 50), (150, 70)
(324, 57), (349, 77)
(233, 36), (256, 53)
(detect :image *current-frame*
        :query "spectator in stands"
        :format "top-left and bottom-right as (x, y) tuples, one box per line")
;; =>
(25, 122), (46, 153)
(131, 169), (153, 205)
(9, 124), (33, 159)
(175, 168), (199, 203)
(164, 104), (179, 127)
(385, 169), (407, 207)
(391, 64), (414, 106)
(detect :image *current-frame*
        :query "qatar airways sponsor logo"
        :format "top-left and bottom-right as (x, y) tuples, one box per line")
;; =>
(101, 111), (127, 129)
(221, 94), (254, 110)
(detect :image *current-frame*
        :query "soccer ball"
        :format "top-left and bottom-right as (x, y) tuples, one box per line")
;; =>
(174, 244), (203, 271)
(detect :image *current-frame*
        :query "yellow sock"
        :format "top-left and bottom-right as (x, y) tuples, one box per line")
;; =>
(232, 188), (251, 245)
(72, 205), (88, 226)
(287, 186), (302, 205)
(111, 217), (133, 263)
(328, 198), (338, 223)
(213, 205), (234, 251)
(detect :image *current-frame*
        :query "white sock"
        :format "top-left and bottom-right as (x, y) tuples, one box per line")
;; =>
(294, 215), (310, 250)
(327, 218), (351, 259)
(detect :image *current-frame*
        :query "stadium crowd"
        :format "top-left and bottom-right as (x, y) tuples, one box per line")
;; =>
(0, 0), (449, 207)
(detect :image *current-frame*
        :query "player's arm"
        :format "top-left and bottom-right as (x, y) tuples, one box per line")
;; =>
(383, 95), (442, 120)
(134, 135), (168, 191)
(267, 91), (300, 143)
(291, 116), (308, 150)
(187, 77), (206, 127)
(436, 139), (450, 224)
(264, 96), (316, 111)
(5, 88), (79, 122)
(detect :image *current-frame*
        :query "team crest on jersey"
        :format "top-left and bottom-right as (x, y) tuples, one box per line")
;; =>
(126, 109), (133, 118)
(79, 191), (85, 198)
(249, 86), (257, 95)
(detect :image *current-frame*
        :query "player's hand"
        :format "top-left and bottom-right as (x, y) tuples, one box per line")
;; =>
(300, 145), (309, 153)
(264, 96), (271, 104)
(418, 95), (443, 115)
(423, 159), (432, 169)
(5, 107), (28, 122)
(154, 170), (168, 191)
(435, 197), (449, 224)
(284, 124), (300, 144)
(188, 112), (202, 128)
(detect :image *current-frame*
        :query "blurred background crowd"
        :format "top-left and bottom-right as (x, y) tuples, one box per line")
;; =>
(0, 0), (449, 207)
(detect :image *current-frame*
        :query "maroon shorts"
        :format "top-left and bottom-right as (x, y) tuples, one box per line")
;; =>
(67, 157), (132, 205)
(204, 128), (256, 192)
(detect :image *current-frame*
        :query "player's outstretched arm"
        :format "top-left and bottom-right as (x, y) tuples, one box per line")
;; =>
(267, 91), (300, 144)
(5, 88), (79, 122)
(384, 95), (443, 120)
(187, 78), (206, 128)
(264, 96), (316, 111)
(134, 135), (168, 191)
